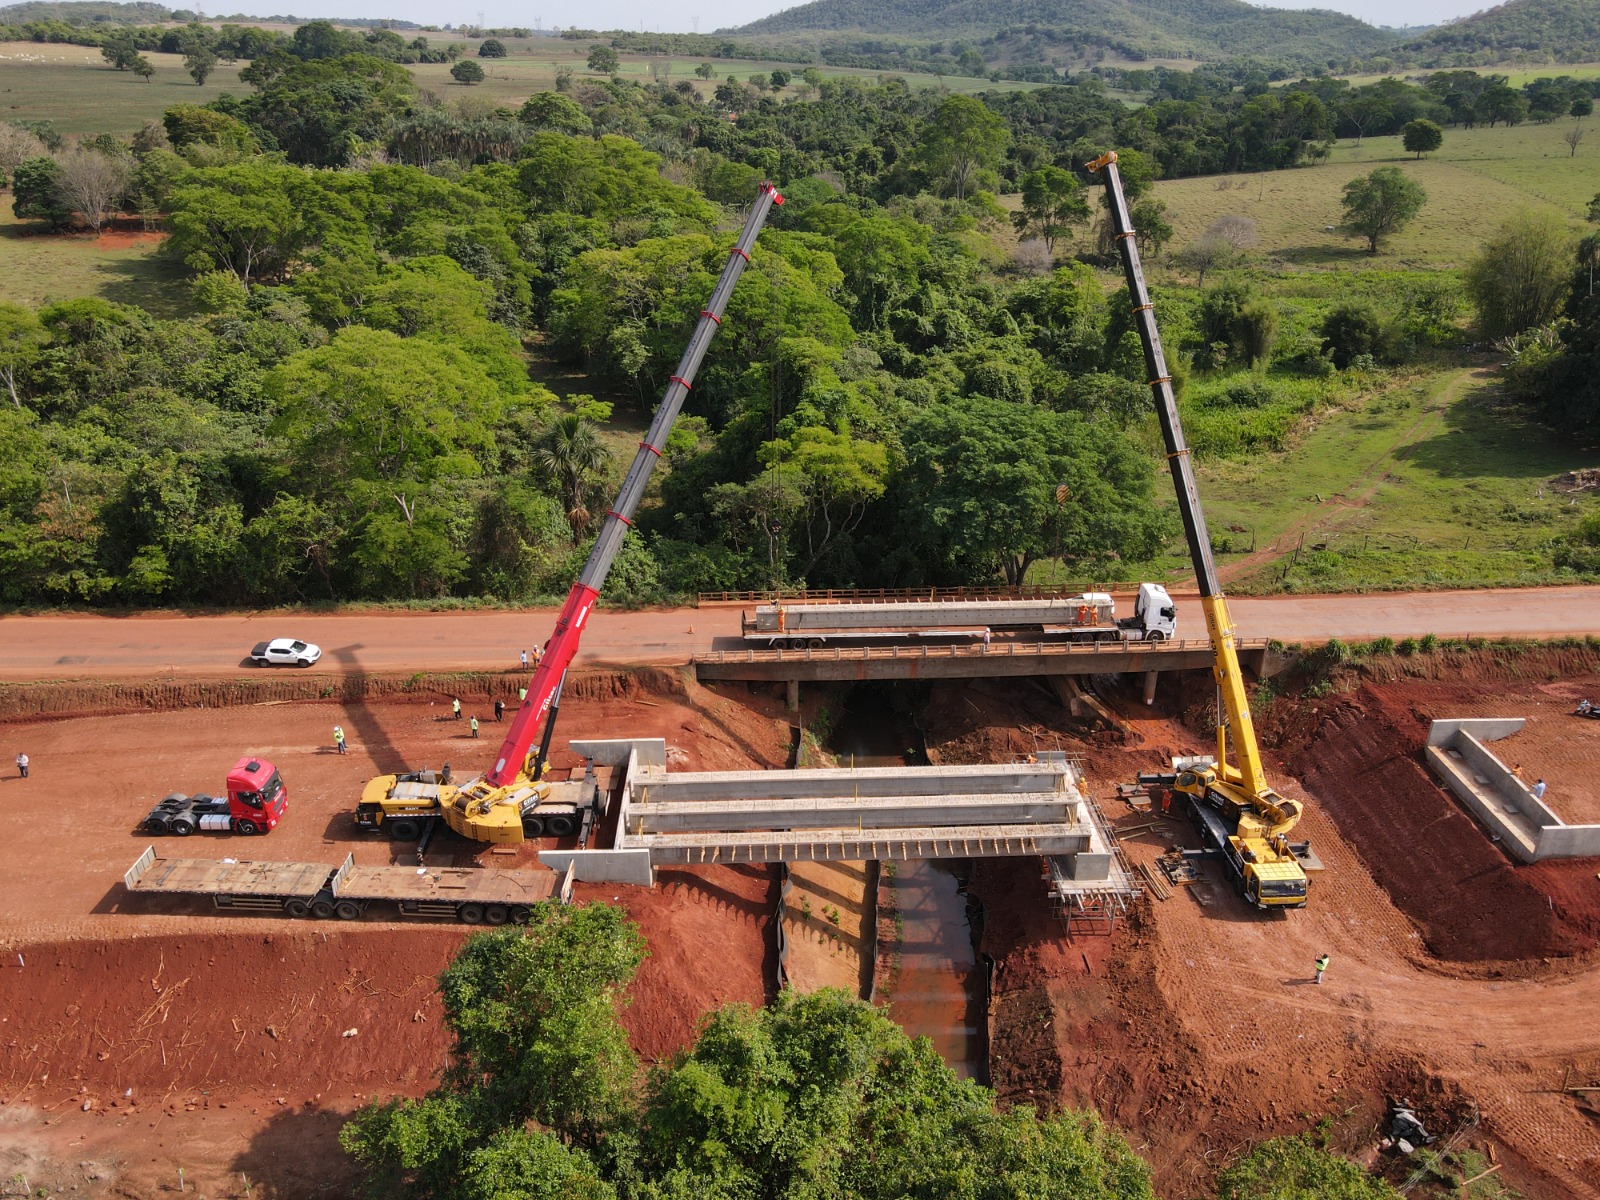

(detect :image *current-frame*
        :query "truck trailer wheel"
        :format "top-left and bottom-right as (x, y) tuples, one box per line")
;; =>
(546, 814), (576, 837)
(485, 905), (509, 925)
(334, 900), (360, 920)
(285, 898), (310, 917)
(511, 905), (532, 924)
(389, 819), (421, 842)
(311, 898), (335, 919)
(145, 817), (169, 835)
(458, 903), (485, 924)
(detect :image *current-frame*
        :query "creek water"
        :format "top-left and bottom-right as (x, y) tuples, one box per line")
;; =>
(826, 687), (987, 1081)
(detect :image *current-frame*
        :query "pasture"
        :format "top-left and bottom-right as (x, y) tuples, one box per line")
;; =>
(0, 41), (245, 134)
(1155, 119), (1599, 272)
(0, 33), (1039, 136)
(0, 201), (190, 314)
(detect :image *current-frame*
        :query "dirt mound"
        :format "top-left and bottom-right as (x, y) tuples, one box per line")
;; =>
(1553, 468), (1600, 494)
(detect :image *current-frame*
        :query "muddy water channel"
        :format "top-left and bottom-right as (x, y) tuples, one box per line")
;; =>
(827, 686), (987, 1080)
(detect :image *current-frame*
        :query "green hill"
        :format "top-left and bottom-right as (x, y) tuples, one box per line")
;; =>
(728, 0), (1400, 63)
(1389, 0), (1600, 67)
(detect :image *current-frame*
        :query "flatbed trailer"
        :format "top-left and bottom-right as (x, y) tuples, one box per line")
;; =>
(123, 846), (555, 924)
(741, 585), (1176, 649)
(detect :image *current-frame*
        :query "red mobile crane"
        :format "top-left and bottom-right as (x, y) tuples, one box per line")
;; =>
(379, 183), (783, 841)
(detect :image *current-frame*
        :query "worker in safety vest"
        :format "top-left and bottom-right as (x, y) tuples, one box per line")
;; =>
(1314, 954), (1330, 985)
(470, 715), (480, 739)
(333, 725), (346, 755)
(452, 697), (462, 720)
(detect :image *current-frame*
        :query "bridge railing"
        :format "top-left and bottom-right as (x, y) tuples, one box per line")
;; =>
(694, 638), (1268, 665)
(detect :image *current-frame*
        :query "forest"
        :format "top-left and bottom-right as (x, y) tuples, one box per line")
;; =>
(2, 26), (1598, 608)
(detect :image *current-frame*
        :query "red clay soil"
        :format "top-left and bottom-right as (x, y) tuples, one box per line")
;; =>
(925, 664), (1600, 1200)
(0, 668), (793, 1200)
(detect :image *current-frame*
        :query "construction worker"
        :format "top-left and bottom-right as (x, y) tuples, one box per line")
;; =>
(470, 715), (480, 739)
(15, 752), (28, 779)
(333, 725), (346, 755)
(520, 649), (529, 669)
(1532, 778), (1548, 800)
(1314, 953), (1330, 985)
(440, 762), (452, 785)
(518, 686), (528, 702)
(494, 698), (505, 722)
(452, 697), (462, 721)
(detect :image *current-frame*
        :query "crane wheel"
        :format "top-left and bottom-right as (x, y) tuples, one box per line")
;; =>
(389, 819), (420, 842)
(521, 816), (546, 838)
(311, 899), (335, 919)
(285, 899), (310, 918)
(458, 903), (485, 924)
(334, 900), (360, 921)
(485, 905), (509, 925)
(547, 814), (576, 837)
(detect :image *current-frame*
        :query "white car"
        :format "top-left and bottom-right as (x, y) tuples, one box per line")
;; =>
(249, 638), (322, 667)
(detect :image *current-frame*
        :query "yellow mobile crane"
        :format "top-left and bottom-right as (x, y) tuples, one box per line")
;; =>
(1088, 152), (1309, 911)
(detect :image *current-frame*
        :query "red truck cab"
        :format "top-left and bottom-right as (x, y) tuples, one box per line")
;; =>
(227, 757), (288, 831)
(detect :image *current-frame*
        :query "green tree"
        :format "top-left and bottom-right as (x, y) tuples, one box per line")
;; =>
(1401, 118), (1443, 157)
(897, 396), (1168, 585)
(341, 902), (645, 1189)
(586, 44), (619, 74)
(166, 162), (336, 288)
(694, 62), (713, 79)
(477, 38), (506, 58)
(184, 46), (218, 86)
(1340, 166), (1426, 255)
(531, 412), (612, 539)
(518, 91), (591, 134)
(757, 426), (888, 576)
(769, 68), (790, 90)
(917, 93), (1007, 200)
(1012, 166), (1090, 256)
(132, 56), (155, 82)
(451, 59), (485, 85)
(11, 156), (70, 229)
(0, 303), (47, 409)
(162, 104), (259, 153)
(1464, 209), (1574, 339)
(101, 34), (142, 70)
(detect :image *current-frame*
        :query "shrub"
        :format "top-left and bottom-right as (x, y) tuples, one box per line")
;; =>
(1320, 302), (1386, 369)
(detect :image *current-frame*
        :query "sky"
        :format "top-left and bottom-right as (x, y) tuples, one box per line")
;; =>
(228, 1), (1501, 36)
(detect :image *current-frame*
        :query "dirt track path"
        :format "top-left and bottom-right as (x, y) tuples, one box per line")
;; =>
(4, 584), (1600, 682)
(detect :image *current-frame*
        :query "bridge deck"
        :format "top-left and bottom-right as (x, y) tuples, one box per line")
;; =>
(694, 638), (1276, 682)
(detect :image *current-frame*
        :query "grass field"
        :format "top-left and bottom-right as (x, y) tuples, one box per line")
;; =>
(0, 41), (246, 134)
(1199, 365), (1597, 592)
(1336, 63), (1600, 89)
(0, 200), (190, 314)
(1155, 119), (1598, 273)
(0, 35), (1039, 136)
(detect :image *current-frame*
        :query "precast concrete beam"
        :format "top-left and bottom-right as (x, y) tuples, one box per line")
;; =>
(629, 762), (1072, 803)
(637, 822), (1092, 865)
(629, 791), (1077, 833)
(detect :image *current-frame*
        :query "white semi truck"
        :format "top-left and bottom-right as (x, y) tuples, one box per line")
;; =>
(741, 583), (1177, 649)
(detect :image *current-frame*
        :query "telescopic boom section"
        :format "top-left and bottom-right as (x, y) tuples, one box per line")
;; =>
(1086, 152), (1271, 803)
(487, 182), (784, 787)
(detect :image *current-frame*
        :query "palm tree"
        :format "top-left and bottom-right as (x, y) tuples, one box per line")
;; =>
(533, 413), (611, 540)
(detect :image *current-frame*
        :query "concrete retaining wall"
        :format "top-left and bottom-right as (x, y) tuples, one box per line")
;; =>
(1426, 719), (1600, 862)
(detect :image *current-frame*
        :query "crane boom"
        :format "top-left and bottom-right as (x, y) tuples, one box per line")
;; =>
(487, 182), (784, 787)
(1086, 152), (1276, 806)
(1089, 153), (1308, 919)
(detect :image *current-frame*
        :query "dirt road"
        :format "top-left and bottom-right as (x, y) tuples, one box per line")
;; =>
(4, 586), (1599, 681)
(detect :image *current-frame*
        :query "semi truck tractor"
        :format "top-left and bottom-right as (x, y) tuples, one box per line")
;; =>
(141, 757), (287, 836)
(741, 583), (1176, 649)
